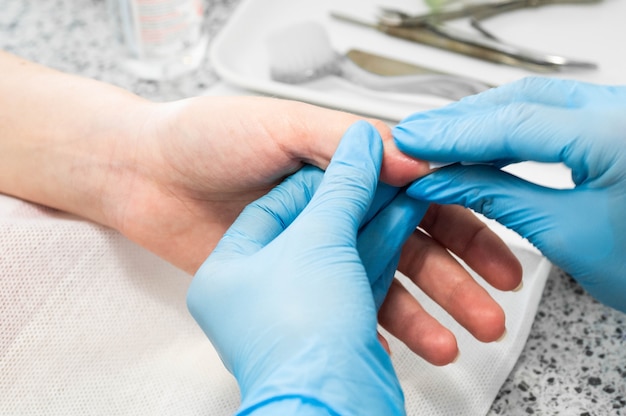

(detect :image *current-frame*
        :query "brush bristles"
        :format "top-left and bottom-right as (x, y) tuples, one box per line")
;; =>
(266, 21), (341, 84)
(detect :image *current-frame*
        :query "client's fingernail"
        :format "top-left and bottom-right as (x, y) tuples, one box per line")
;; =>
(496, 329), (508, 343)
(513, 280), (524, 292)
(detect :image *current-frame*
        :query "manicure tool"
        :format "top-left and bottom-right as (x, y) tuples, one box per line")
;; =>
(331, 0), (600, 72)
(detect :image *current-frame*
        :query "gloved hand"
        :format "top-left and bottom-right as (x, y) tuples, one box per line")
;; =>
(187, 121), (427, 415)
(393, 77), (626, 312)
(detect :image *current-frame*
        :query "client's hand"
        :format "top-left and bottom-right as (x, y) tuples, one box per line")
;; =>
(115, 96), (521, 365)
(188, 121), (420, 415)
(1, 48), (520, 366)
(394, 77), (626, 312)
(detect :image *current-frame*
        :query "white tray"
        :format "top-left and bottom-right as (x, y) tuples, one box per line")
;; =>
(211, 0), (626, 121)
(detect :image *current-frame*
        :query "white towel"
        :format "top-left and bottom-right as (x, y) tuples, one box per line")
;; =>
(0, 188), (551, 416)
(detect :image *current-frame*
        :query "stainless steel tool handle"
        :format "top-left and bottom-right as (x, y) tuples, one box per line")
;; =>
(381, 24), (555, 71)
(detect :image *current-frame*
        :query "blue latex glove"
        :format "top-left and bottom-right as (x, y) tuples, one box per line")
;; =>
(393, 77), (626, 312)
(188, 121), (427, 415)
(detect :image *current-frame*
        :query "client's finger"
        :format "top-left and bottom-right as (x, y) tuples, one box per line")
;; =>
(396, 228), (507, 344)
(379, 224), (505, 364)
(378, 279), (458, 366)
(420, 204), (523, 292)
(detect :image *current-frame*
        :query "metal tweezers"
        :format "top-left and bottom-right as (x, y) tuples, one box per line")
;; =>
(331, 0), (601, 72)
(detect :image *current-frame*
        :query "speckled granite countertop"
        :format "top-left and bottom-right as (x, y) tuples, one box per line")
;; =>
(1, 1), (624, 414)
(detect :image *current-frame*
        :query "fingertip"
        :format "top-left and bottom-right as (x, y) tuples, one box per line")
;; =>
(392, 117), (442, 156)
(393, 320), (459, 366)
(469, 303), (507, 343)
(380, 138), (432, 186)
(391, 124), (419, 155)
(498, 259), (524, 292)
(420, 330), (459, 367)
(495, 243), (524, 292)
(474, 231), (525, 292)
(441, 209), (525, 293)
(378, 281), (459, 365)
(405, 171), (450, 201)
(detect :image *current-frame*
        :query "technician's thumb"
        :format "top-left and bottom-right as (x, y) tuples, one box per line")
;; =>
(303, 121), (384, 231)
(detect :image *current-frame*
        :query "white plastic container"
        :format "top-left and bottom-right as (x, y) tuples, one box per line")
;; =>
(108, 0), (209, 80)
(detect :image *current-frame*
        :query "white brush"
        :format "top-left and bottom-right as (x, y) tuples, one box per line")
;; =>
(266, 21), (491, 101)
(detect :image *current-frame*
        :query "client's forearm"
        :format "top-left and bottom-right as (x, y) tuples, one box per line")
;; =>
(0, 50), (152, 228)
